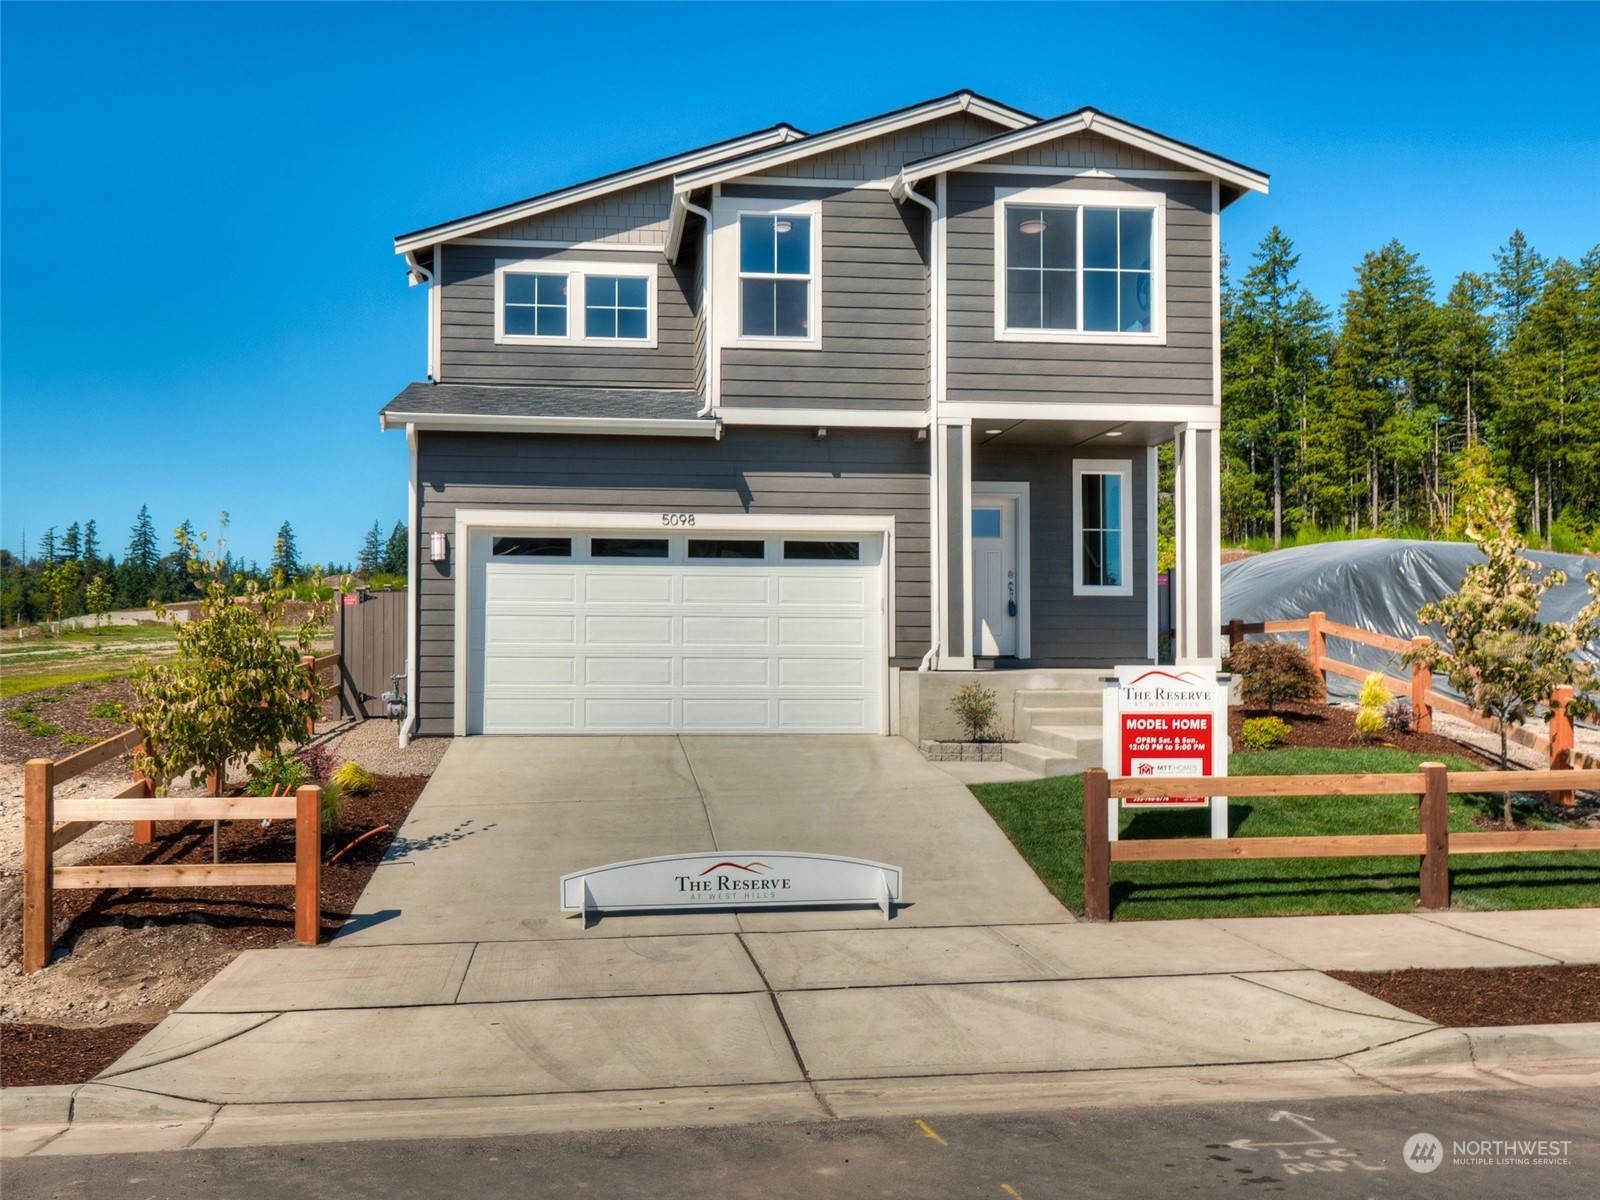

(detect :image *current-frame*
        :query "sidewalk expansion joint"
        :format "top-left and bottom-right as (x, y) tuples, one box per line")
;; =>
(450, 942), (481, 1005)
(96, 1013), (283, 1080)
(733, 930), (834, 1119)
(1410, 913), (1568, 964)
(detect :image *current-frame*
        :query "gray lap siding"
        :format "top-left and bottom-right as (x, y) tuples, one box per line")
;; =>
(414, 429), (932, 736)
(974, 443), (1151, 667)
(439, 244), (696, 388)
(946, 173), (1215, 405)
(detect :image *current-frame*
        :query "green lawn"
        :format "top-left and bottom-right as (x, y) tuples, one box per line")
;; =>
(971, 747), (1600, 921)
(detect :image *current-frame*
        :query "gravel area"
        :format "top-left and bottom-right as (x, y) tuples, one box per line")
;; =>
(314, 717), (451, 777)
(1430, 710), (1600, 771)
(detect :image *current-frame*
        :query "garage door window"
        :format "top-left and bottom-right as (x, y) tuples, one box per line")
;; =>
(783, 540), (860, 560)
(492, 536), (572, 557)
(591, 537), (669, 558)
(688, 539), (765, 559)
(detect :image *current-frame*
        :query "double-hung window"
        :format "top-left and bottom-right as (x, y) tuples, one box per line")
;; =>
(996, 188), (1163, 342)
(1072, 460), (1133, 596)
(495, 260), (656, 346)
(739, 212), (814, 339)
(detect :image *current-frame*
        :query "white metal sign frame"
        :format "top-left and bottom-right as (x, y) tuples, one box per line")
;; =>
(1102, 666), (1230, 840)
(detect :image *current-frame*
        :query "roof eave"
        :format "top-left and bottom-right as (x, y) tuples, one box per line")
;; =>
(379, 411), (720, 438)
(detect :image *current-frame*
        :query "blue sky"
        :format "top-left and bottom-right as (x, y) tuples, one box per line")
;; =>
(3, 2), (1596, 568)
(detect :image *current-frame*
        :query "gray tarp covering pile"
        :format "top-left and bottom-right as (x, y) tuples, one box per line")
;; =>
(1221, 539), (1600, 700)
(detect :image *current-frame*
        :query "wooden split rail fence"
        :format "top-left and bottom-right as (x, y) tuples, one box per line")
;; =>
(1083, 765), (1600, 921)
(1224, 611), (1581, 804)
(21, 651), (343, 974)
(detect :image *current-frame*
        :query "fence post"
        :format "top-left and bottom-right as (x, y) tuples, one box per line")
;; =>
(1307, 611), (1327, 700)
(1549, 685), (1575, 808)
(1418, 762), (1450, 911)
(1227, 618), (1245, 655)
(301, 654), (318, 739)
(1083, 769), (1111, 922)
(132, 740), (153, 845)
(295, 784), (322, 945)
(23, 759), (55, 974)
(1409, 637), (1434, 734)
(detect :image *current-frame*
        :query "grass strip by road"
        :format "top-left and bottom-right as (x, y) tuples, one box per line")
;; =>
(970, 747), (1600, 920)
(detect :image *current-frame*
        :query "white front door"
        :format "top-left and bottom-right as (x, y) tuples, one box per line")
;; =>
(972, 498), (1018, 657)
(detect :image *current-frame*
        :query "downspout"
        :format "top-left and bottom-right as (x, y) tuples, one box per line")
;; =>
(398, 422), (420, 748)
(681, 196), (715, 417)
(902, 184), (941, 671)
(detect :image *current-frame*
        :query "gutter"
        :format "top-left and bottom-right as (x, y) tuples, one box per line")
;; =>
(398, 422), (420, 748)
(678, 197), (716, 418)
(900, 183), (942, 671)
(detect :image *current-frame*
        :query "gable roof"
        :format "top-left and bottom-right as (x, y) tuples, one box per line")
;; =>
(393, 123), (805, 255)
(670, 89), (1038, 195)
(891, 107), (1269, 203)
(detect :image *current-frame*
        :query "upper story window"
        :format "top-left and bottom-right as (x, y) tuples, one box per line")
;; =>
(995, 187), (1164, 344)
(1072, 459), (1133, 597)
(740, 213), (813, 338)
(495, 259), (656, 347)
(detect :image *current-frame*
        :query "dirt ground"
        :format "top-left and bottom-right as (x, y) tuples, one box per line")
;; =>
(1331, 965), (1600, 1027)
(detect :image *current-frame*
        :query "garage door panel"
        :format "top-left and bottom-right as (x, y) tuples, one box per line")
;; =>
(585, 573), (674, 604)
(584, 656), (674, 686)
(682, 657), (770, 686)
(584, 614), (675, 645)
(473, 528), (884, 735)
(684, 575), (769, 605)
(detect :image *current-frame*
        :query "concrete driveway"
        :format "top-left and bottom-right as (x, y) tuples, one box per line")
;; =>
(42, 735), (1594, 1152)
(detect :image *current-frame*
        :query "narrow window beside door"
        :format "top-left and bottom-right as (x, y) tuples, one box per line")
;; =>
(1072, 460), (1133, 596)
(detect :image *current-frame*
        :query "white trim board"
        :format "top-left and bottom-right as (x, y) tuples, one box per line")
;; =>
(717, 407), (928, 429)
(941, 402), (1220, 426)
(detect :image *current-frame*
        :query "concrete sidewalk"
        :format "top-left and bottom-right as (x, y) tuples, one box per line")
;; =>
(5, 737), (1599, 1156)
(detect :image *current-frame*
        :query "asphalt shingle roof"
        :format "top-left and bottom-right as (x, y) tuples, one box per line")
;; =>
(381, 382), (706, 422)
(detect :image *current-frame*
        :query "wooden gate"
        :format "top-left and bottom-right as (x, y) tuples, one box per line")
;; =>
(333, 589), (408, 719)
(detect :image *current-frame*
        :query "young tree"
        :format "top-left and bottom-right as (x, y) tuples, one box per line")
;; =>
(1407, 485), (1600, 823)
(382, 521), (408, 575)
(271, 521), (301, 582)
(40, 558), (84, 633)
(358, 520), (384, 576)
(129, 527), (329, 795)
(86, 574), (114, 626)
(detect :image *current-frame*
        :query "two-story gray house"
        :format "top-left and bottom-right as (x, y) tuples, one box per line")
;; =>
(380, 91), (1266, 770)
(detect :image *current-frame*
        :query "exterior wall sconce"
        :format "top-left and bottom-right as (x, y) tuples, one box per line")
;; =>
(430, 531), (448, 563)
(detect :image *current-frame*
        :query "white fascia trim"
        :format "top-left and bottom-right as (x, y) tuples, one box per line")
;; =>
(717, 407), (930, 428)
(1072, 457), (1135, 598)
(673, 95), (1035, 195)
(972, 481), (1031, 660)
(993, 185), (1167, 345)
(940, 402), (1220, 425)
(897, 109), (1269, 196)
(1212, 180), (1223, 412)
(378, 412), (720, 438)
(456, 237), (667, 252)
(394, 127), (801, 255)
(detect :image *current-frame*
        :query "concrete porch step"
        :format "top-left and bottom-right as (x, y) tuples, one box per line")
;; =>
(1016, 688), (1102, 708)
(1028, 726), (1103, 764)
(1001, 742), (1081, 778)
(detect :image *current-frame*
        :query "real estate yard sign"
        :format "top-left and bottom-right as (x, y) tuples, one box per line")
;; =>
(1103, 666), (1229, 839)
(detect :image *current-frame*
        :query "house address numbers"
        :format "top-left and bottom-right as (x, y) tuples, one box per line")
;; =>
(661, 512), (697, 526)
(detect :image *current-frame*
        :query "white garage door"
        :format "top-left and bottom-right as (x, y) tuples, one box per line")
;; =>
(467, 527), (886, 734)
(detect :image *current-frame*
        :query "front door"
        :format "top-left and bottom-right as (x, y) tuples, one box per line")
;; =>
(972, 497), (1018, 657)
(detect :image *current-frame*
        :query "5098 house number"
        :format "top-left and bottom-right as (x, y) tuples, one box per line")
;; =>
(661, 513), (696, 526)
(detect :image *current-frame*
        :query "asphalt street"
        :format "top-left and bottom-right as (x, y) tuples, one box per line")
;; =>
(7, 1085), (1596, 1199)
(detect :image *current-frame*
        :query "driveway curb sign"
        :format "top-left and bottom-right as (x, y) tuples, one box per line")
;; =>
(1103, 666), (1230, 838)
(560, 852), (903, 924)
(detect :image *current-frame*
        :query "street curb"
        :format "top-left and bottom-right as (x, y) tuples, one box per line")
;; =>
(0, 1085), (78, 1128)
(1341, 1023), (1600, 1073)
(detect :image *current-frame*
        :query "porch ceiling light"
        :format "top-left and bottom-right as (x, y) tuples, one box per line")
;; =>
(1018, 218), (1047, 235)
(984, 428), (1003, 435)
(1105, 430), (1124, 437)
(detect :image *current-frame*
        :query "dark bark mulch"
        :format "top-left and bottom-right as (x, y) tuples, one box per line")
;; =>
(1330, 964), (1600, 1027)
(2, 679), (139, 767)
(1, 1022), (159, 1089)
(1230, 701), (1501, 765)
(15, 773), (429, 957)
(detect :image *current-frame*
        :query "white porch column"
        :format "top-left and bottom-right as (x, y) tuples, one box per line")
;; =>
(1174, 422), (1221, 665)
(935, 419), (972, 668)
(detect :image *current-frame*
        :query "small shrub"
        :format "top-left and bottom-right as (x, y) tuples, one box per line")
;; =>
(1356, 673), (1390, 739)
(1385, 697), (1414, 735)
(332, 761), (375, 796)
(950, 682), (1000, 742)
(318, 777), (345, 832)
(1227, 640), (1322, 714)
(1239, 715), (1291, 750)
(246, 751), (310, 797)
(88, 700), (126, 720)
(295, 742), (334, 781)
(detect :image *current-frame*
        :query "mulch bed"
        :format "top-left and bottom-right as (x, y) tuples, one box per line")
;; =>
(1, 773), (426, 1089)
(1, 1022), (160, 1089)
(1330, 964), (1600, 1027)
(2, 679), (139, 766)
(1229, 700), (1501, 765)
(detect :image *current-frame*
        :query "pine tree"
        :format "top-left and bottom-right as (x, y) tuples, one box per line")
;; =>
(82, 519), (100, 566)
(62, 522), (82, 561)
(38, 527), (58, 564)
(126, 505), (159, 573)
(1491, 229), (1546, 347)
(271, 521), (302, 582)
(382, 521), (408, 575)
(358, 520), (384, 575)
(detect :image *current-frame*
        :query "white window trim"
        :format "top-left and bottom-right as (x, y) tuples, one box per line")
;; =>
(992, 185), (1166, 345)
(712, 195), (823, 350)
(493, 258), (658, 348)
(1072, 458), (1134, 598)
